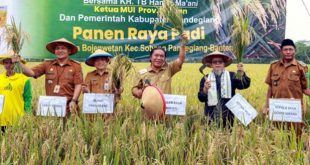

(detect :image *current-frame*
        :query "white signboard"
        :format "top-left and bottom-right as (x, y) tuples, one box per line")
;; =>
(225, 93), (258, 126)
(37, 96), (67, 117)
(83, 93), (114, 114)
(164, 94), (186, 116)
(269, 99), (302, 122)
(0, 95), (4, 114)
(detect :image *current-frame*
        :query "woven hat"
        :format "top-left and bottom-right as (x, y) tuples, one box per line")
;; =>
(201, 51), (232, 67)
(85, 49), (113, 66)
(141, 85), (166, 119)
(46, 38), (78, 55)
(0, 53), (26, 65)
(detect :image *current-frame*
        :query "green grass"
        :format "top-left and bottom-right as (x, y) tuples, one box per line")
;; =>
(0, 63), (310, 164)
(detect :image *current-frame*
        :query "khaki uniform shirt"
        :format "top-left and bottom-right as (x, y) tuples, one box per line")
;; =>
(32, 59), (83, 101)
(84, 69), (122, 104)
(84, 70), (111, 93)
(134, 60), (181, 94)
(265, 59), (307, 100)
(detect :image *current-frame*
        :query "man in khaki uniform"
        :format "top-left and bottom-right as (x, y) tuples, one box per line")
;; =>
(82, 49), (122, 103)
(264, 39), (310, 138)
(132, 33), (188, 98)
(16, 38), (83, 114)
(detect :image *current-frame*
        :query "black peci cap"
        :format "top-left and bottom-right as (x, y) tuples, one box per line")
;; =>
(280, 39), (296, 49)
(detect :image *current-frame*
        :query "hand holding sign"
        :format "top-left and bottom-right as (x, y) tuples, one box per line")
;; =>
(37, 96), (67, 117)
(83, 93), (114, 114)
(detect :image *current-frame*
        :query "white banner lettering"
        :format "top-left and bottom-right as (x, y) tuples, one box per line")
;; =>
(164, 94), (186, 116)
(83, 93), (114, 114)
(37, 96), (67, 117)
(269, 99), (302, 122)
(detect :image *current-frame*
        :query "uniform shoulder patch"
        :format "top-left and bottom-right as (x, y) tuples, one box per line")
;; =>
(270, 60), (279, 64)
(297, 60), (307, 67)
(139, 68), (148, 75)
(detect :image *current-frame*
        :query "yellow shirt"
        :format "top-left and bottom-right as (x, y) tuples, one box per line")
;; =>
(133, 60), (181, 94)
(0, 73), (30, 126)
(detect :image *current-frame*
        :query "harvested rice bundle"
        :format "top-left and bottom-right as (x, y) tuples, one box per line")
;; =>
(2, 17), (29, 73)
(154, 0), (188, 44)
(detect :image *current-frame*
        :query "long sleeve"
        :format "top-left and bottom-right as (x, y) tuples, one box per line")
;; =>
(32, 62), (47, 78)
(198, 76), (208, 102)
(73, 64), (83, 85)
(84, 73), (92, 92)
(233, 72), (251, 89)
(23, 79), (32, 113)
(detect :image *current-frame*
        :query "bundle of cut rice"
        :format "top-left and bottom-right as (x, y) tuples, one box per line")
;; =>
(108, 54), (133, 90)
(2, 17), (29, 73)
(231, 15), (253, 79)
(154, 0), (188, 44)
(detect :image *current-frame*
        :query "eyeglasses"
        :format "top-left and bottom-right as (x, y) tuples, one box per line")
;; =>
(211, 60), (224, 64)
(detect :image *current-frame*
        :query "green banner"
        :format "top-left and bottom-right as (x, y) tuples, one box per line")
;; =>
(0, 0), (286, 61)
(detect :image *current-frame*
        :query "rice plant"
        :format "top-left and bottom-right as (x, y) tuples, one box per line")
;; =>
(0, 63), (309, 164)
(1, 16), (29, 73)
(154, 0), (188, 44)
(108, 54), (133, 90)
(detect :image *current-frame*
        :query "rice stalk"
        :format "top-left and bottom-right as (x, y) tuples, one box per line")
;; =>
(212, 0), (283, 32)
(108, 54), (133, 90)
(1, 139), (6, 162)
(154, 0), (188, 44)
(231, 15), (253, 63)
(241, 0), (268, 30)
(231, 14), (254, 79)
(263, 0), (286, 25)
(2, 16), (29, 73)
(0, 63), (308, 164)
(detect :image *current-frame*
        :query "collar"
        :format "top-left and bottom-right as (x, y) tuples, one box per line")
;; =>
(94, 69), (109, 76)
(279, 59), (297, 67)
(5, 72), (19, 80)
(147, 62), (168, 72)
(5, 71), (15, 77)
(51, 59), (72, 66)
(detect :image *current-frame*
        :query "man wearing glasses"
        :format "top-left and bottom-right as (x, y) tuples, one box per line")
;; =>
(197, 51), (251, 128)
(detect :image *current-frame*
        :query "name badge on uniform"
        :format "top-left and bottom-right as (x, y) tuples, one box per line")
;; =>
(104, 81), (110, 91)
(53, 85), (60, 93)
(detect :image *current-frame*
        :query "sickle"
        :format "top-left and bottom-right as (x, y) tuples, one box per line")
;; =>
(199, 64), (207, 76)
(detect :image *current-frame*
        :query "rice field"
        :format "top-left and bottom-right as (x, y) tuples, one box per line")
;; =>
(1, 63), (310, 164)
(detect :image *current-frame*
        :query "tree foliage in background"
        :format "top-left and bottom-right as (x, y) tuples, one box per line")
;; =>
(295, 41), (310, 63)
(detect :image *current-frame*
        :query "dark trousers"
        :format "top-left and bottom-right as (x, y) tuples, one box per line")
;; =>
(206, 108), (235, 129)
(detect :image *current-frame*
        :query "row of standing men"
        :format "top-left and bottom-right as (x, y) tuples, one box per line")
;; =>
(0, 34), (308, 138)
(0, 34), (187, 131)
